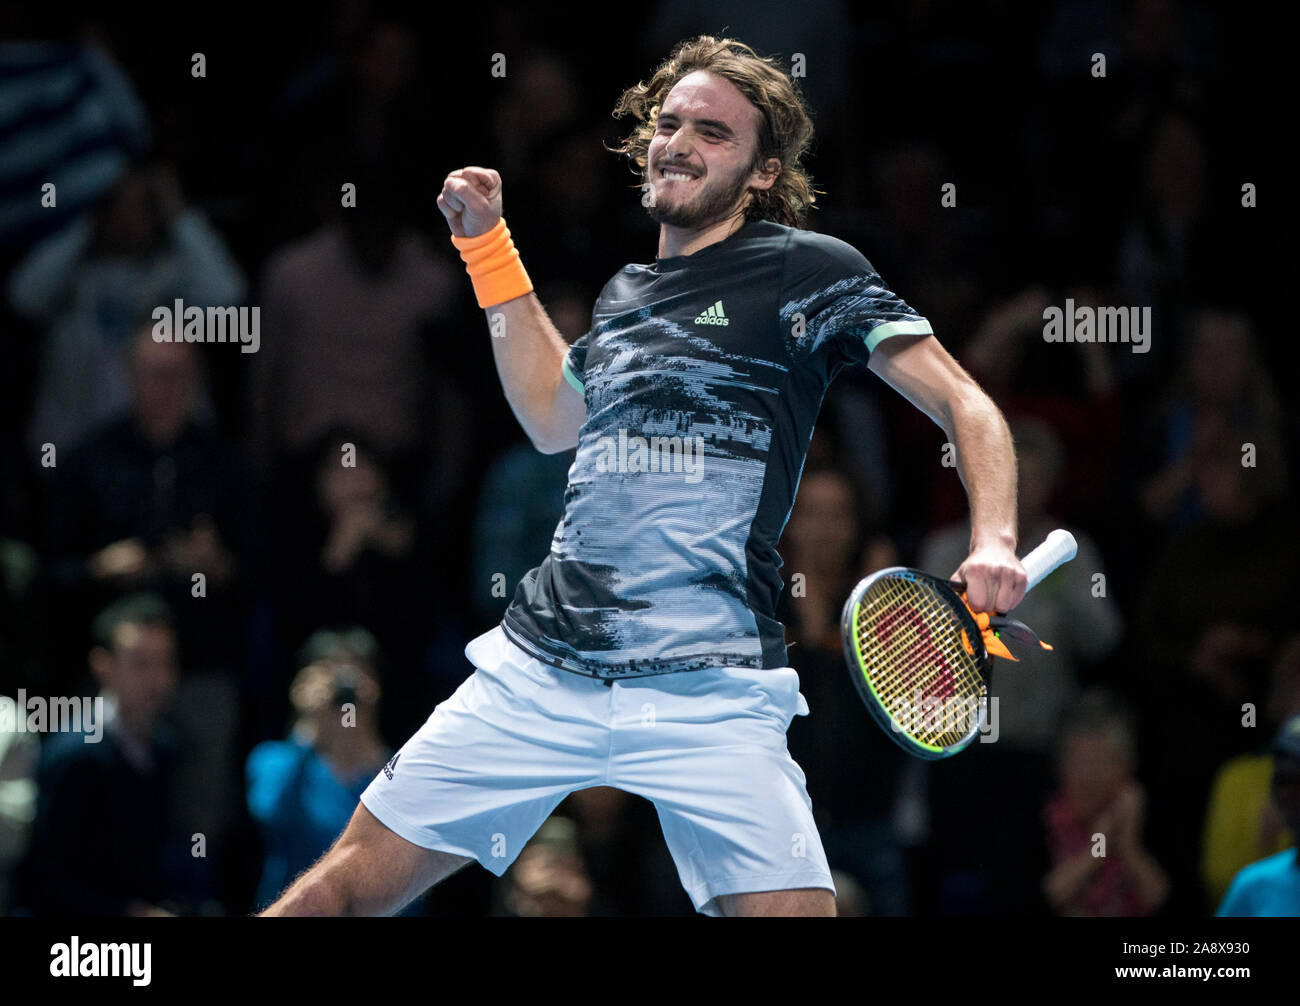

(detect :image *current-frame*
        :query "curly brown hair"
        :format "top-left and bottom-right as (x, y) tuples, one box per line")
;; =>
(610, 36), (818, 228)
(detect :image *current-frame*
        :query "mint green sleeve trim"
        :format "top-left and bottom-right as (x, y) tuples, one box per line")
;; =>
(561, 355), (585, 395)
(865, 318), (934, 353)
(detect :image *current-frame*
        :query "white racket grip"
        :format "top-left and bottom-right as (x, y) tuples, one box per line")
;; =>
(1021, 528), (1078, 592)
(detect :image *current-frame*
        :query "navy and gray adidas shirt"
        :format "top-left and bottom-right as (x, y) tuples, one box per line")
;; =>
(501, 218), (933, 679)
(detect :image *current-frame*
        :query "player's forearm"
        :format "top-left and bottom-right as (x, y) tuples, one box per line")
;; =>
(484, 293), (572, 451)
(948, 393), (1018, 551)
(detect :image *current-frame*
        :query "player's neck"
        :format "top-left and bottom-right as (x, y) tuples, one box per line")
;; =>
(657, 211), (747, 261)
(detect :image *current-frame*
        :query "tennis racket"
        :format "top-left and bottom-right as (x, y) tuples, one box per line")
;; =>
(840, 528), (1078, 759)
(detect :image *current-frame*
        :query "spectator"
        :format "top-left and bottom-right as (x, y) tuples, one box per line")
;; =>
(14, 593), (201, 916)
(1137, 309), (1285, 531)
(41, 325), (261, 846)
(0, 39), (150, 248)
(1215, 714), (1300, 916)
(272, 431), (433, 741)
(958, 285), (1122, 530)
(1115, 110), (1211, 378)
(1201, 633), (1300, 909)
(1042, 690), (1170, 916)
(43, 327), (254, 624)
(11, 161), (246, 454)
(1134, 417), (1295, 900)
(248, 168), (464, 490)
(1136, 419), (1292, 692)
(246, 641), (393, 913)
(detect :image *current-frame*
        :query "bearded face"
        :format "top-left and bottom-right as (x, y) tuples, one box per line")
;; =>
(642, 70), (774, 232)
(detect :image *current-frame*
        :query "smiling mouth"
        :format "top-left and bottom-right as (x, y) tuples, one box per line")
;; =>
(658, 166), (700, 182)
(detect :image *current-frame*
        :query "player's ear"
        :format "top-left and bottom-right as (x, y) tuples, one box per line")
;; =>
(751, 157), (781, 191)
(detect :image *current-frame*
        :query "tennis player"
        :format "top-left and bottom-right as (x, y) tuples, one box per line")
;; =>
(260, 36), (1027, 918)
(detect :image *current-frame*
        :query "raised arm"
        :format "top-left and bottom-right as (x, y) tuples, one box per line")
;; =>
(437, 167), (585, 454)
(482, 291), (586, 453)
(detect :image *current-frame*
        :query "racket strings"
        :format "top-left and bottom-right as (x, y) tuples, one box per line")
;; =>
(853, 577), (986, 749)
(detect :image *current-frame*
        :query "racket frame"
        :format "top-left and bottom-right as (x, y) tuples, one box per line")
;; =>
(840, 566), (993, 760)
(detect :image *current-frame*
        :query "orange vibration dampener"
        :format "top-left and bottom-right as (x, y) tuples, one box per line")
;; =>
(958, 590), (1055, 661)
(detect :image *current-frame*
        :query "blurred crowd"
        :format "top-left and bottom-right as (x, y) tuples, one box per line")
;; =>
(0, 2), (1293, 916)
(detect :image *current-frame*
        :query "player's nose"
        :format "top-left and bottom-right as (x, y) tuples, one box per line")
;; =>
(663, 129), (693, 160)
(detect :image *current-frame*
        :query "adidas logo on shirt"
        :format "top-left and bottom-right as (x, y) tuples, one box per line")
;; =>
(694, 300), (729, 326)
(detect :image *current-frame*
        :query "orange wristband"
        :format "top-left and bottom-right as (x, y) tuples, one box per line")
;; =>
(449, 217), (534, 309)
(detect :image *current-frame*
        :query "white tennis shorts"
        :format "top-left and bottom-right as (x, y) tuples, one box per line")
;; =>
(359, 625), (835, 916)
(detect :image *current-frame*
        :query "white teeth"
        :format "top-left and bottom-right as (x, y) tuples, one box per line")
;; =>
(662, 170), (696, 181)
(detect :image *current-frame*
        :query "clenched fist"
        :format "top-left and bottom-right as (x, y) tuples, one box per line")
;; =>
(953, 539), (1027, 613)
(437, 166), (504, 238)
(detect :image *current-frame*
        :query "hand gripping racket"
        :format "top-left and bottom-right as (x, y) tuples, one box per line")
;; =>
(840, 529), (1078, 759)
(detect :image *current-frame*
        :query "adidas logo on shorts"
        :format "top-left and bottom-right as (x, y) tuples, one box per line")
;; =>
(694, 300), (729, 326)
